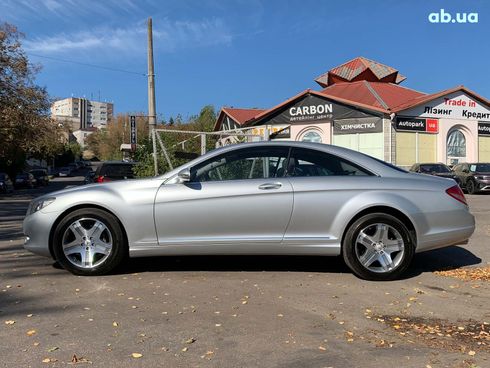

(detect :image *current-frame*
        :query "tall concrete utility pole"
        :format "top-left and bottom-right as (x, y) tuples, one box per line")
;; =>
(147, 17), (156, 137)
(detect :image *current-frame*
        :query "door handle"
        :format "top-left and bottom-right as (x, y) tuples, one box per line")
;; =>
(258, 182), (282, 190)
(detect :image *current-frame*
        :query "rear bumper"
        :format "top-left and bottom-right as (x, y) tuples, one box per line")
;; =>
(415, 208), (475, 253)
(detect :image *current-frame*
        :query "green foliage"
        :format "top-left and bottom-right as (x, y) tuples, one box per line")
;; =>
(0, 22), (64, 178)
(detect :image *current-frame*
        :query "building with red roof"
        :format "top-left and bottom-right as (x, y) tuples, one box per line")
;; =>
(215, 57), (490, 166)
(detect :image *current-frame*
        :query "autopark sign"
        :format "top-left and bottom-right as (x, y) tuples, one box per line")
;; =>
(395, 117), (439, 133)
(478, 122), (490, 136)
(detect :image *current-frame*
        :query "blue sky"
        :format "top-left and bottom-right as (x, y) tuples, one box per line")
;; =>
(1, 0), (489, 120)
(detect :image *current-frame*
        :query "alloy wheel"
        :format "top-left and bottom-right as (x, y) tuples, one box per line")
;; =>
(61, 217), (113, 269)
(354, 223), (405, 273)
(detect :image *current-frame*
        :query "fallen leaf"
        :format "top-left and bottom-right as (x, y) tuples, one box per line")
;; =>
(131, 353), (143, 358)
(27, 330), (36, 336)
(4, 320), (15, 325)
(181, 347), (188, 352)
(318, 346), (327, 351)
(47, 347), (59, 352)
(468, 350), (476, 356)
(184, 338), (196, 344)
(112, 321), (118, 327)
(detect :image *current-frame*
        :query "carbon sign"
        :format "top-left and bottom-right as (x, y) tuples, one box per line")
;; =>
(130, 116), (137, 151)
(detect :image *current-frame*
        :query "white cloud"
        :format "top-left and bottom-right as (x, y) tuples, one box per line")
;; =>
(24, 18), (232, 55)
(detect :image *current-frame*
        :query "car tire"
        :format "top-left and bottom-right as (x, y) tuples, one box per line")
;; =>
(466, 179), (477, 195)
(53, 208), (127, 276)
(342, 213), (415, 281)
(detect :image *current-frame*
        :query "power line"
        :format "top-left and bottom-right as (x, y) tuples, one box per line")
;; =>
(28, 53), (147, 77)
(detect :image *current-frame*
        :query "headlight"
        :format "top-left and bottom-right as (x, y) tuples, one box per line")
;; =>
(475, 176), (484, 180)
(27, 197), (55, 216)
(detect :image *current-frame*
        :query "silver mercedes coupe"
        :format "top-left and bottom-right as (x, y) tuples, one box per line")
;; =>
(23, 142), (475, 280)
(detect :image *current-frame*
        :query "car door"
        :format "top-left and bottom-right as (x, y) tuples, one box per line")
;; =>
(282, 147), (377, 249)
(154, 146), (293, 249)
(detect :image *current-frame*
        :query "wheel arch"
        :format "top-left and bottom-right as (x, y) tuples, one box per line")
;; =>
(48, 204), (129, 260)
(340, 206), (417, 250)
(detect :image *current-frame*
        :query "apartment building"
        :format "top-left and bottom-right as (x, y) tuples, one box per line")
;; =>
(51, 97), (114, 131)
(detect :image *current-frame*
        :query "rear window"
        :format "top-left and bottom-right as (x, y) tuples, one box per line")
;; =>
(419, 164), (450, 173)
(98, 164), (134, 178)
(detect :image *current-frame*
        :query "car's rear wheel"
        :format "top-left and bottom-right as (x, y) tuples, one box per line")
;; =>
(466, 179), (477, 195)
(53, 208), (127, 276)
(342, 213), (415, 281)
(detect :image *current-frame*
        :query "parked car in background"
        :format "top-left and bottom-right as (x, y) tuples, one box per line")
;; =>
(94, 161), (135, 183)
(58, 167), (72, 177)
(0, 173), (14, 194)
(68, 163), (78, 173)
(29, 169), (49, 187)
(409, 163), (460, 185)
(84, 170), (96, 184)
(452, 162), (490, 194)
(14, 172), (36, 189)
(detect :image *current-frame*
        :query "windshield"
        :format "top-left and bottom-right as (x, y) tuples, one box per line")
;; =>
(470, 163), (490, 172)
(419, 164), (450, 173)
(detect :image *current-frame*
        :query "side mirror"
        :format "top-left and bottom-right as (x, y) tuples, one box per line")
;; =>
(177, 168), (191, 183)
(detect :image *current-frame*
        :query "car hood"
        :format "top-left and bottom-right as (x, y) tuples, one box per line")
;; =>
(39, 177), (163, 199)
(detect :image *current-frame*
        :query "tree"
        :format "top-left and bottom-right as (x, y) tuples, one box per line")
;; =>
(86, 113), (149, 161)
(0, 23), (62, 178)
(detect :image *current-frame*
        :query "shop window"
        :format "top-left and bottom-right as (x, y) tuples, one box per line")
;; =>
(479, 136), (490, 162)
(301, 130), (322, 143)
(447, 130), (466, 157)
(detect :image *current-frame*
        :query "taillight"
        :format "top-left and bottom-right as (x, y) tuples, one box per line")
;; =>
(96, 176), (111, 183)
(446, 185), (467, 205)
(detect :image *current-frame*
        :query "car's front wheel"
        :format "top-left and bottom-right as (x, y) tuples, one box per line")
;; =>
(342, 213), (415, 281)
(53, 208), (127, 276)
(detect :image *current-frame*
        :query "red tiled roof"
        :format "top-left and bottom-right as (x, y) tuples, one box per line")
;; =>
(315, 57), (406, 87)
(222, 107), (266, 124)
(392, 85), (490, 112)
(214, 107), (266, 131)
(319, 81), (425, 110)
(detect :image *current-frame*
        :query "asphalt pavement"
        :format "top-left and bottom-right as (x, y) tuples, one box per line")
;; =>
(0, 174), (489, 367)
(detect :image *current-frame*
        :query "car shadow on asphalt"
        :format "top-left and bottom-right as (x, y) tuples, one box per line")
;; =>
(111, 245), (482, 279)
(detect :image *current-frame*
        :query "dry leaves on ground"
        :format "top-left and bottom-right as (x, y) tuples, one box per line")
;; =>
(370, 312), (489, 353)
(434, 266), (490, 282)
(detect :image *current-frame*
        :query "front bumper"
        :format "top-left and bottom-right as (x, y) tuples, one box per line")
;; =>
(23, 209), (61, 258)
(475, 179), (490, 191)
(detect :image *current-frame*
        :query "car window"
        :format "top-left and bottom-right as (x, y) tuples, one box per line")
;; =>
(288, 147), (373, 177)
(102, 164), (135, 178)
(192, 146), (289, 182)
(419, 164), (450, 173)
(475, 163), (490, 172)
